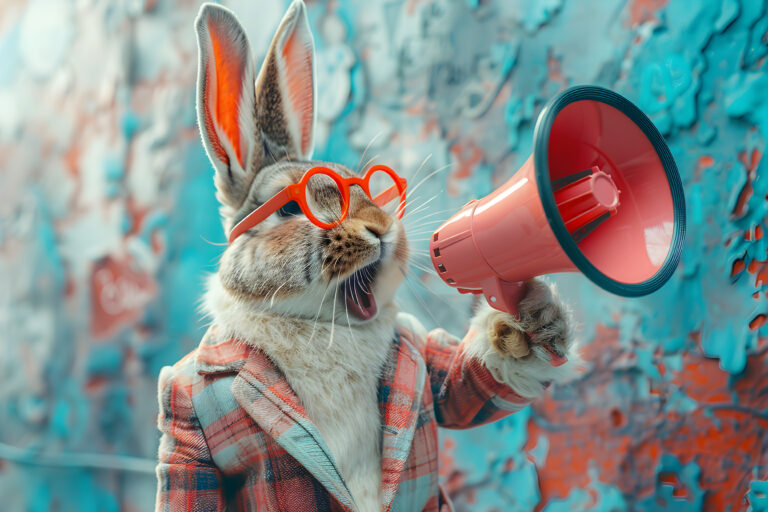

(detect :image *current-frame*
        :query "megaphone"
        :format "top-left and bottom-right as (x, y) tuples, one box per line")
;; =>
(430, 86), (686, 315)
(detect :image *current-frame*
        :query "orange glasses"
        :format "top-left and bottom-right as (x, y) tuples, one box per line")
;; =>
(228, 165), (407, 243)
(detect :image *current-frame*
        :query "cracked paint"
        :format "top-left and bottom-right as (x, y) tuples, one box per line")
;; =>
(0, 0), (766, 510)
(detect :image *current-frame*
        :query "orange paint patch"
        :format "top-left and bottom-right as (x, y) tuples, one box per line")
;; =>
(125, 196), (149, 237)
(628, 0), (669, 24)
(733, 149), (763, 217)
(745, 225), (765, 241)
(547, 49), (567, 87)
(610, 408), (624, 427)
(405, 0), (421, 15)
(85, 376), (109, 393)
(658, 471), (680, 486)
(527, 325), (768, 511)
(64, 143), (80, 177)
(449, 140), (483, 181)
(756, 264), (768, 287)
(694, 155), (714, 179)
(750, 315), (767, 331)
(405, 98), (426, 116)
(732, 182), (753, 217)
(90, 256), (156, 339)
(739, 148), (763, 171)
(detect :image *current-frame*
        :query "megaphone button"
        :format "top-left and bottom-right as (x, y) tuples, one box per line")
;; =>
(593, 173), (620, 209)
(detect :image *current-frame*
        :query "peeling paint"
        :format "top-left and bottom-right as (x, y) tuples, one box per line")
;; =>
(0, 0), (767, 510)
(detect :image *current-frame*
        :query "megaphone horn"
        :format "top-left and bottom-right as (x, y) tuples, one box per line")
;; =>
(430, 86), (686, 316)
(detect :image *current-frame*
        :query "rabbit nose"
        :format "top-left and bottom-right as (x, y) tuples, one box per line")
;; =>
(365, 225), (383, 239)
(363, 220), (391, 240)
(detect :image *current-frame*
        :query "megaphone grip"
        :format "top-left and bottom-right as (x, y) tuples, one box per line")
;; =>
(481, 277), (527, 318)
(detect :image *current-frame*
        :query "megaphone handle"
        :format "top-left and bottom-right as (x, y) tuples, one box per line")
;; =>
(482, 277), (527, 319)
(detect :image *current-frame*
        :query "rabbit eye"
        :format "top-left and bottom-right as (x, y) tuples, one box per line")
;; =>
(278, 201), (302, 217)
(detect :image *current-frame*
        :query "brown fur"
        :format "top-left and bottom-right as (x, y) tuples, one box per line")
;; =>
(257, 54), (291, 151)
(486, 279), (571, 362)
(216, 160), (409, 311)
(196, 4), (578, 510)
(489, 317), (531, 358)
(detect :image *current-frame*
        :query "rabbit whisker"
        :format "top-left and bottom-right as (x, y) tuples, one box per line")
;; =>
(402, 194), (440, 220)
(409, 153), (433, 185)
(343, 276), (353, 333)
(408, 261), (438, 276)
(407, 164), (454, 201)
(327, 275), (341, 349)
(309, 279), (333, 344)
(360, 154), (380, 174)
(357, 131), (383, 173)
(405, 271), (467, 314)
(402, 207), (454, 225)
(398, 265), (440, 326)
(269, 281), (288, 308)
(200, 235), (229, 246)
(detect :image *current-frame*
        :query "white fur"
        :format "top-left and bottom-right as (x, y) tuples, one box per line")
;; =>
(194, 3), (258, 220)
(204, 275), (397, 512)
(463, 294), (581, 400)
(204, 272), (580, 512)
(193, 5), (580, 510)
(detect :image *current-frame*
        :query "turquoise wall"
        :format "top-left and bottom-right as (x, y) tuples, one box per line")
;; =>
(0, 0), (767, 509)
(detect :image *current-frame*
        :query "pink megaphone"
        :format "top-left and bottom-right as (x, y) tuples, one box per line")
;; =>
(430, 86), (686, 316)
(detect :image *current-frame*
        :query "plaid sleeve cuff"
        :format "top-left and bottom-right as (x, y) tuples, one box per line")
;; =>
(460, 331), (532, 406)
(461, 315), (551, 401)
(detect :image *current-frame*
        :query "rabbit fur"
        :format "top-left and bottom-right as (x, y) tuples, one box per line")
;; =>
(194, 2), (579, 510)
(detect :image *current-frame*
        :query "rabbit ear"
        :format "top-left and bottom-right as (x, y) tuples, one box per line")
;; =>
(255, 0), (316, 162)
(195, 3), (258, 211)
(195, 1), (316, 214)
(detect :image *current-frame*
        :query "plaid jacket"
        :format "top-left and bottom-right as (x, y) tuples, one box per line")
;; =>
(155, 313), (532, 511)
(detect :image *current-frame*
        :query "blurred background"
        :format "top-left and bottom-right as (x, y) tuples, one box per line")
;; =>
(0, 0), (767, 510)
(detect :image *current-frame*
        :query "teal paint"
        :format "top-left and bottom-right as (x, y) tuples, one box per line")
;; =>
(1, 0), (767, 509)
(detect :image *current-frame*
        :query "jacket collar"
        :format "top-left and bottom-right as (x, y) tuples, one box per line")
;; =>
(194, 327), (249, 373)
(233, 349), (358, 510)
(193, 325), (426, 512)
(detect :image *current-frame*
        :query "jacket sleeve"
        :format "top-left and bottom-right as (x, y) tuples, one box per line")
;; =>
(155, 364), (225, 512)
(397, 313), (535, 429)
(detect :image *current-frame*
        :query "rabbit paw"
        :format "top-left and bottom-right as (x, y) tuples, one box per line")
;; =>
(486, 279), (572, 366)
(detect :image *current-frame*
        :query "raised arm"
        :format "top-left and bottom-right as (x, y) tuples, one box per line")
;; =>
(400, 278), (579, 429)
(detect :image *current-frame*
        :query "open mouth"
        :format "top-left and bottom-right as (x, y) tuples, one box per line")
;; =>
(342, 262), (379, 321)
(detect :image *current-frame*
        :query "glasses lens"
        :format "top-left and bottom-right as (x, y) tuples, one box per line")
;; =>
(305, 172), (345, 225)
(368, 169), (402, 216)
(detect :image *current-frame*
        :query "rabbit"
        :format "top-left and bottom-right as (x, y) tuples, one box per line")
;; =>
(155, 2), (579, 511)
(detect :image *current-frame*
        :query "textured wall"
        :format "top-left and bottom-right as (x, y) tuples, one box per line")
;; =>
(0, 0), (766, 510)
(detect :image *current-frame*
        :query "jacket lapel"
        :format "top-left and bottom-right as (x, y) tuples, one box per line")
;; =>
(379, 330), (427, 511)
(194, 327), (427, 512)
(231, 349), (357, 511)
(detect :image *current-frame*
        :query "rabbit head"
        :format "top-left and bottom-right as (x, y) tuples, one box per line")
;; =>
(195, 1), (408, 323)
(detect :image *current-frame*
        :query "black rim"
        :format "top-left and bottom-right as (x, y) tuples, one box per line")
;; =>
(533, 85), (686, 297)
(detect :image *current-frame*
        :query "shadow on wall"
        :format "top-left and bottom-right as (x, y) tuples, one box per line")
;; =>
(0, 0), (767, 510)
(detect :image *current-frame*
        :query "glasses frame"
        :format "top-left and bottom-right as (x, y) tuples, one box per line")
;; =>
(228, 164), (408, 243)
